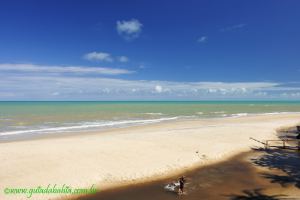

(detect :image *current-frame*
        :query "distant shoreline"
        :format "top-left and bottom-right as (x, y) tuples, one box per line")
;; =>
(1, 100), (300, 103)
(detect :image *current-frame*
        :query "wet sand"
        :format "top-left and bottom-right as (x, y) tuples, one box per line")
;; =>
(73, 148), (300, 200)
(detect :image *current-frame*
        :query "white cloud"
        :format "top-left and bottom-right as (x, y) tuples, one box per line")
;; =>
(197, 36), (207, 43)
(84, 52), (130, 63)
(0, 63), (134, 75)
(208, 88), (217, 93)
(83, 52), (113, 62)
(281, 92), (300, 97)
(220, 24), (246, 32)
(255, 92), (267, 96)
(155, 85), (163, 93)
(118, 56), (129, 63)
(116, 19), (143, 40)
(138, 64), (146, 69)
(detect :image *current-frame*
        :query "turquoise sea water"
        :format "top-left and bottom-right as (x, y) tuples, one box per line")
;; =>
(1, 101), (300, 140)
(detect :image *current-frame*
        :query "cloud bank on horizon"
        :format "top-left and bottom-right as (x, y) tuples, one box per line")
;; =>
(1, 63), (300, 100)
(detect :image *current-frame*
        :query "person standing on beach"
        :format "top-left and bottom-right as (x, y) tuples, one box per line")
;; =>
(178, 176), (186, 194)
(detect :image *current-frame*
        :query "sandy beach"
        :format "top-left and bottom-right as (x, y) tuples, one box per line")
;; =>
(1, 113), (300, 200)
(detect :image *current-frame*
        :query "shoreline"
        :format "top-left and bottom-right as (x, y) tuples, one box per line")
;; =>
(1, 113), (300, 200)
(2, 111), (300, 143)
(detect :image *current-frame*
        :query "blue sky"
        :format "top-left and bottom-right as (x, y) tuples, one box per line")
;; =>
(0, 0), (300, 100)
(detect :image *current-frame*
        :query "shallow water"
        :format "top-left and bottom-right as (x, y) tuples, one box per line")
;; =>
(1, 101), (300, 140)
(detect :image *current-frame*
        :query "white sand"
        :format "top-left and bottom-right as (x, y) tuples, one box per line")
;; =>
(0, 113), (300, 200)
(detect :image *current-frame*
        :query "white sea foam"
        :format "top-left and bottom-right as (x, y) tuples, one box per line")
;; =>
(211, 111), (226, 114)
(144, 112), (164, 115)
(231, 113), (249, 117)
(261, 112), (300, 115)
(229, 112), (300, 118)
(0, 118), (12, 121)
(0, 117), (178, 137)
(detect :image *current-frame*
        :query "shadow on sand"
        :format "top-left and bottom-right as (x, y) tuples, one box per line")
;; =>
(72, 147), (300, 200)
(251, 148), (300, 189)
(227, 129), (300, 200)
(226, 188), (295, 200)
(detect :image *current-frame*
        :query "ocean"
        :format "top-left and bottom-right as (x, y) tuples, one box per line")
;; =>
(1, 101), (300, 140)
